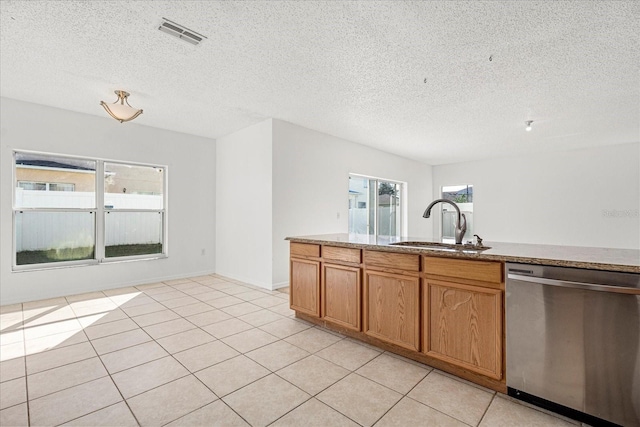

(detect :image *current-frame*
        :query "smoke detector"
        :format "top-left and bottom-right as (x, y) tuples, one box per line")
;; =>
(158, 18), (206, 46)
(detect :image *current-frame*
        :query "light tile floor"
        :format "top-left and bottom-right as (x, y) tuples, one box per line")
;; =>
(0, 275), (582, 426)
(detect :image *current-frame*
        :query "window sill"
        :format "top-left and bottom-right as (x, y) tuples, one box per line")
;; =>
(100, 254), (168, 264)
(12, 254), (167, 272)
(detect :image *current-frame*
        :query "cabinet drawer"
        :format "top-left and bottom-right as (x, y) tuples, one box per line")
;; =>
(424, 256), (502, 284)
(323, 246), (361, 264)
(290, 242), (320, 258)
(364, 250), (420, 272)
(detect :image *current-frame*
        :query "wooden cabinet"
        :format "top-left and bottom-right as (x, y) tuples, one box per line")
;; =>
(364, 270), (420, 351)
(290, 258), (320, 317)
(423, 256), (503, 380)
(288, 242), (506, 392)
(322, 264), (361, 331)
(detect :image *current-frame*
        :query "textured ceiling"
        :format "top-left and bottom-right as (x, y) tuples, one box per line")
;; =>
(1, 1), (638, 164)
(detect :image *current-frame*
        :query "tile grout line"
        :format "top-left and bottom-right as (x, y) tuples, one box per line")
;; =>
(152, 278), (293, 426)
(263, 349), (400, 426)
(262, 394), (314, 427)
(21, 304), (31, 427)
(400, 370), (482, 427)
(14, 279), (345, 426)
(88, 279), (238, 424)
(401, 368), (476, 426)
(11, 280), (292, 425)
(6, 274), (578, 427)
(113, 278), (253, 423)
(163, 359), (253, 427)
(154, 289), (341, 426)
(84, 278), (232, 426)
(29, 337), (136, 426)
(345, 371), (404, 426)
(17, 277), (216, 425)
(476, 392), (499, 427)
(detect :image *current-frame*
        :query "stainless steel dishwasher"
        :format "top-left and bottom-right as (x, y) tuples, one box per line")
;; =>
(506, 263), (640, 427)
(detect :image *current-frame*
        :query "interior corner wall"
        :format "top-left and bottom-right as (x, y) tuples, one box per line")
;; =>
(432, 142), (640, 249)
(0, 97), (217, 305)
(215, 119), (274, 289)
(271, 119), (433, 287)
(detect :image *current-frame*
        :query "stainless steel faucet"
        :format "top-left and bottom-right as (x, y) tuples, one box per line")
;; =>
(423, 199), (467, 244)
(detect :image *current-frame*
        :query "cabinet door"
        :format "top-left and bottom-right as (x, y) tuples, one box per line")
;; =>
(424, 279), (502, 380)
(290, 258), (320, 317)
(364, 271), (420, 351)
(322, 264), (361, 331)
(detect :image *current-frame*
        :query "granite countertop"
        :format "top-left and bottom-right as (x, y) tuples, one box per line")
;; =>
(286, 233), (640, 274)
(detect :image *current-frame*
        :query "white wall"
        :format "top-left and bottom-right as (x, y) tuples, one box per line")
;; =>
(272, 119), (433, 287)
(0, 98), (216, 304)
(432, 142), (640, 249)
(215, 119), (274, 288)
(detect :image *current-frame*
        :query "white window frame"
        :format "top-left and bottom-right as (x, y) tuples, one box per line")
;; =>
(12, 150), (168, 271)
(348, 173), (407, 237)
(101, 161), (167, 263)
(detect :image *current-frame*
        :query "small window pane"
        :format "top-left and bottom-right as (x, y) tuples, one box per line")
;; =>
(49, 183), (75, 192)
(15, 211), (95, 265)
(349, 176), (373, 234)
(441, 185), (474, 243)
(104, 163), (164, 209)
(105, 211), (163, 258)
(18, 182), (46, 191)
(15, 153), (95, 208)
(349, 176), (403, 237)
(377, 181), (401, 237)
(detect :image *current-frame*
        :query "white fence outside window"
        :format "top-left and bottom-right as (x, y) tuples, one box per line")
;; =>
(15, 190), (163, 251)
(348, 207), (398, 236)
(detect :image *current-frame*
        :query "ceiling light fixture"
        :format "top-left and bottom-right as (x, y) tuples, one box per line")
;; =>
(100, 90), (143, 123)
(525, 120), (533, 131)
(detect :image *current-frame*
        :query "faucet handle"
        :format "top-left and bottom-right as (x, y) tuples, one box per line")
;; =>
(473, 234), (483, 247)
(459, 213), (467, 232)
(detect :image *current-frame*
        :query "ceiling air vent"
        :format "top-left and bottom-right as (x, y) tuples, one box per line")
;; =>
(158, 18), (206, 46)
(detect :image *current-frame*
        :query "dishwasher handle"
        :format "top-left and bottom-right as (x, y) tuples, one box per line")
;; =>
(508, 273), (640, 295)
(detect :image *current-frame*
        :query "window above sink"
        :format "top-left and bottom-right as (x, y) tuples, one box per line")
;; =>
(441, 184), (474, 243)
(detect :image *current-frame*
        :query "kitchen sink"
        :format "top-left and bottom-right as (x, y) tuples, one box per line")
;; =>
(389, 241), (491, 253)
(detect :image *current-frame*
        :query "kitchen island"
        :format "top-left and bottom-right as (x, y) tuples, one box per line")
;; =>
(285, 233), (640, 393)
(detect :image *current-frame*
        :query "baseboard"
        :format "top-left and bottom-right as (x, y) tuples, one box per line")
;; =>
(213, 270), (273, 291)
(1, 269), (218, 305)
(272, 281), (289, 290)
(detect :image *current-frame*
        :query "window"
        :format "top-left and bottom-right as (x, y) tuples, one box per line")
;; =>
(441, 184), (474, 243)
(14, 153), (96, 266)
(104, 162), (164, 258)
(18, 182), (46, 191)
(13, 151), (166, 269)
(18, 181), (75, 191)
(348, 174), (404, 237)
(50, 183), (75, 192)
